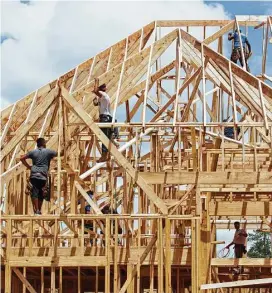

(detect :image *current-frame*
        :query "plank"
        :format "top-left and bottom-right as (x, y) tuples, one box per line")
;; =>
(204, 20), (235, 44)
(201, 278), (272, 290)
(142, 44), (154, 127)
(209, 201), (272, 216)
(140, 171), (272, 185)
(9, 256), (107, 267)
(211, 258), (272, 267)
(157, 20), (260, 27)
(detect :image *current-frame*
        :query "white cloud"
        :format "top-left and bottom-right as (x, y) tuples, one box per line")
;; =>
(1, 0), (229, 109)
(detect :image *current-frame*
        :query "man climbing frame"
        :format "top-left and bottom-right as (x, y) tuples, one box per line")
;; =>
(93, 82), (119, 162)
(223, 116), (241, 139)
(20, 137), (60, 215)
(228, 29), (252, 72)
(226, 221), (248, 274)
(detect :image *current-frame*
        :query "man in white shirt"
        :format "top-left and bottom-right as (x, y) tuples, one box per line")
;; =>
(93, 83), (113, 162)
(226, 221), (248, 258)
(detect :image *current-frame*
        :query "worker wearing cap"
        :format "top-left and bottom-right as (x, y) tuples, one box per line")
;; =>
(228, 29), (251, 72)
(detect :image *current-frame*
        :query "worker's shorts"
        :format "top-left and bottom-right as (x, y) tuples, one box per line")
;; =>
(234, 244), (247, 258)
(231, 48), (242, 62)
(29, 178), (46, 201)
(231, 48), (249, 62)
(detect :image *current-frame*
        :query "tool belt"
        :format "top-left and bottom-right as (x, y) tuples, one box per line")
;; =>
(231, 47), (250, 61)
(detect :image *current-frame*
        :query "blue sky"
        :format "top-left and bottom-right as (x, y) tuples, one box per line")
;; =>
(207, 1), (272, 15)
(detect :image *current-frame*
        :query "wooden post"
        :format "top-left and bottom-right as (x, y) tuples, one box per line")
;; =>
(114, 219), (118, 293)
(105, 217), (110, 293)
(59, 267), (62, 293)
(78, 267), (81, 293)
(235, 19), (246, 71)
(191, 219), (198, 293)
(23, 267), (26, 293)
(51, 266), (56, 293)
(158, 218), (164, 293)
(165, 218), (171, 293)
(5, 264), (11, 293)
(41, 267), (44, 293)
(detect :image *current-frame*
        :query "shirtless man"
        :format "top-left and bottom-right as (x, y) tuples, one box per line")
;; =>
(226, 221), (248, 274)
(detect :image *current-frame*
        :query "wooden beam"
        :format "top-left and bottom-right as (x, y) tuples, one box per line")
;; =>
(211, 258), (272, 267)
(13, 268), (37, 293)
(201, 278), (272, 290)
(9, 256), (107, 267)
(140, 171), (272, 185)
(204, 20), (235, 44)
(209, 201), (272, 216)
(157, 20), (262, 27)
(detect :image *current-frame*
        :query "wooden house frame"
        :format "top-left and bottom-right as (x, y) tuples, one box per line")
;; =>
(1, 15), (272, 293)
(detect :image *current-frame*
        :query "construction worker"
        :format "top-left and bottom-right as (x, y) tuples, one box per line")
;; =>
(93, 83), (113, 162)
(228, 29), (251, 72)
(101, 204), (122, 245)
(223, 117), (240, 139)
(226, 221), (248, 273)
(20, 138), (61, 215)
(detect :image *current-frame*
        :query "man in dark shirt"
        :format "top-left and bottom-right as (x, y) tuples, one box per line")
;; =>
(20, 137), (58, 215)
(223, 118), (241, 139)
(102, 204), (122, 234)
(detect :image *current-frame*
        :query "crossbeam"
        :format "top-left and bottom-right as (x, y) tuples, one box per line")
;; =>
(201, 278), (272, 290)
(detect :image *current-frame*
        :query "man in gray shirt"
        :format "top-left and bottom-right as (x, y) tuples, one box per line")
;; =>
(20, 137), (58, 215)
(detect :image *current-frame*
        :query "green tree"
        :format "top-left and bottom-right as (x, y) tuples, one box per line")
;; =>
(247, 230), (272, 258)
